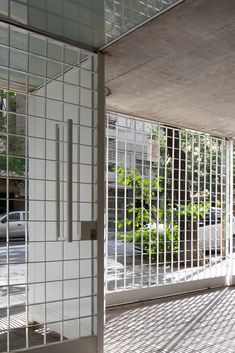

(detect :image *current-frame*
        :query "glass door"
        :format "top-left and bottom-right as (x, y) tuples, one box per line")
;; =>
(0, 22), (102, 353)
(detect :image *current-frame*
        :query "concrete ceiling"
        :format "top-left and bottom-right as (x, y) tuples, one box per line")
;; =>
(103, 0), (235, 138)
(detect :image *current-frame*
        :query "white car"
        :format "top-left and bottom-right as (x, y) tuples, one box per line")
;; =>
(198, 208), (235, 251)
(0, 211), (26, 239)
(146, 208), (235, 252)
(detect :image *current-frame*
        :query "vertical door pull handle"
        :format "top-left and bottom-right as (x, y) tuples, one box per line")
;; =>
(55, 119), (73, 242)
(67, 119), (73, 242)
(55, 123), (60, 241)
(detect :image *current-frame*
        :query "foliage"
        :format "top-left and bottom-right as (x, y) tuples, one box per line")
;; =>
(0, 90), (25, 176)
(118, 224), (179, 260)
(108, 119), (224, 264)
(150, 127), (225, 207)
(116, 166), (212, 261)
(117, 166), (162, 204)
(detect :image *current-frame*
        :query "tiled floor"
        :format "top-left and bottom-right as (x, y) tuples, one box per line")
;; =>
(0, 325), (61, 352)
(104, 287), (235, 353)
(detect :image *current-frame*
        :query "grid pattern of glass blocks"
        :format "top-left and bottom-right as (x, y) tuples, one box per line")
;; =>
(105, 0), (182, 43)
(0, 22), (98, 352)
(0, 0), (105, 49)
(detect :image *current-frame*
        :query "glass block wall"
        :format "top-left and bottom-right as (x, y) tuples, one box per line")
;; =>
(0, 0), (105, 49)
(0, 22), (98, 352)
(0, 0), (184, 48)
(105, 0), (183, 43)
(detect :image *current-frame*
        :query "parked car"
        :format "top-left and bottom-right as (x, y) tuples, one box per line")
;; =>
(0, 211), (26, 240)
(144, 208), (235, 252)
(198, 208), (235, 251)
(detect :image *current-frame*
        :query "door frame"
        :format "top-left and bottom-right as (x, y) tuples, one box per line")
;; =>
(97, 52), (105, 353)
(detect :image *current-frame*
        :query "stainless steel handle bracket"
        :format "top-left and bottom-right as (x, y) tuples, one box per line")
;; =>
(78, 221), (97, 241)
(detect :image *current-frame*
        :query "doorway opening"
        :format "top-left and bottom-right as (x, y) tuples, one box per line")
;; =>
(105, 112), (234, 306)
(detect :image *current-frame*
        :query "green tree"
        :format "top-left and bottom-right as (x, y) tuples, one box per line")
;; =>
(0, 89), (25, 176)
(116, 165), (211, 262)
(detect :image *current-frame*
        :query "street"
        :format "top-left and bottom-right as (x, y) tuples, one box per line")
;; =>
(0, 242), (26, 308)
(0, 241), (26, 264)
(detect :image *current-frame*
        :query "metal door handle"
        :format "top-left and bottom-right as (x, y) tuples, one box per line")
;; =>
(67, 119), (73, 243)
(55, 119), (73, 242)
(55, 123), (60, 241)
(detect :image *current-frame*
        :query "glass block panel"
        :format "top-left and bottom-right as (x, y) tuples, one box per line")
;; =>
(0, 22), (99, 352)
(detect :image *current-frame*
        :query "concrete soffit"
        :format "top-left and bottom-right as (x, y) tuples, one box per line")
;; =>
(103, 0), (235, 138)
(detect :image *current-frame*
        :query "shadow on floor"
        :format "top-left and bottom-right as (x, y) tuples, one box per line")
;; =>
(105, 286), (235, 353)
(0, 316), (63, 352)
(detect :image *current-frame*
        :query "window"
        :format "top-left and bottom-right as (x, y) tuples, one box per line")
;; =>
(9, 212), (20, 221)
